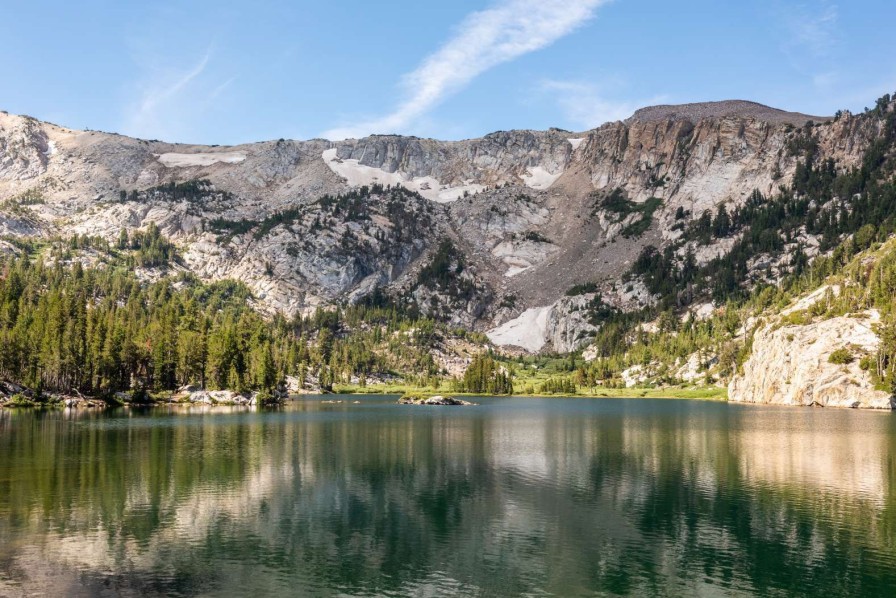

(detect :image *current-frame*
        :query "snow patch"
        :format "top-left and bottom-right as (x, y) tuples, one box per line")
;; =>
(323, 149), (484, 203)
(568, 138), (585, 151)
(45, 141), (57, 157)
(157, 151), (247, 167)
(487, 306), (553, 352)
(521, 166), (561, 190)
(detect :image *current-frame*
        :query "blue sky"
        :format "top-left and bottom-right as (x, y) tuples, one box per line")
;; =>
(2, 0), (894, 144)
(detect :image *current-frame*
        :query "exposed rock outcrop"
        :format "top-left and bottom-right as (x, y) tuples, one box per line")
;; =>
(545, 295), (598, 353)
(333, 130), (574, 189)
(171, 384), (288, 406)
(729, 313), (894, 409)
(398, 395), (475, 406)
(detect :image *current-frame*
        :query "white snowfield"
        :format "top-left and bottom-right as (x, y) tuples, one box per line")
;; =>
(486, 306), (553, 352)
(521, 166), (561, 190)
(567, 138), (585, 151)
(157, 152), (247, 167)
(322, 148), (484, 203)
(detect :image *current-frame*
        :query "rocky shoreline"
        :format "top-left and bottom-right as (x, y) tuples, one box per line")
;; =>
(0, 381), (289, 409)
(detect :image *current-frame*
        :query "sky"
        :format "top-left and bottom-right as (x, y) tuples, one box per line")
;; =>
(2, 0), (894, 145)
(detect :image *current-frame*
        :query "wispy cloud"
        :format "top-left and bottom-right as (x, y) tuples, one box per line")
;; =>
(772, 1), (841, 105)
(206, 75), (238, 104)
(540, 79), (666, 130)
(784, 1), (838, 58)
(776, 0), (839, 81)
(128, 50), (210, 134)
(122, 46), (234, 142)
(808, 75), (896, 114)
(322, 0), (609, 140)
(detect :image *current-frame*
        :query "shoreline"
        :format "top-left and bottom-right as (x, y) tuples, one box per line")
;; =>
(5, 389), (896, 411)
(332, 385), (730, 402)
(0, 385), (729, 410)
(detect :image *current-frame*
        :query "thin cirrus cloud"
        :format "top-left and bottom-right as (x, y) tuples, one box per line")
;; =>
(322, 0), (609, 140)
(540, 80), (667, 130)
(122, 47), (232, 142)
(777, 0), (839, 81)
(785, 1), (838, 58)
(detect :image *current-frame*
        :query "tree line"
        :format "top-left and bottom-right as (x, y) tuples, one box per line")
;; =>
(0, 239), (449, 399)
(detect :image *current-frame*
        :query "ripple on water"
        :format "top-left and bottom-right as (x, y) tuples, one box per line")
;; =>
(2, 398), (896, 596)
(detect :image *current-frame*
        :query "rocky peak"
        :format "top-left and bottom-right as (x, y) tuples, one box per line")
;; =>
(627, 100), (830, 126)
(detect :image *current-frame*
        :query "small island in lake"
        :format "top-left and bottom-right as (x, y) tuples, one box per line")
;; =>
(398, 394), (476, 406)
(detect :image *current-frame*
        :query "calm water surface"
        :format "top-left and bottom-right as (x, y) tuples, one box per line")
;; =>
(2, 396), (896, 597)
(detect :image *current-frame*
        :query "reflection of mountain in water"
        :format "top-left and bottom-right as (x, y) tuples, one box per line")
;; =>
(1, 399), (896, 596)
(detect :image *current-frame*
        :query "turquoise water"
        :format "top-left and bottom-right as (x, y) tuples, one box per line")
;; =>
(1, 396), (896, 597)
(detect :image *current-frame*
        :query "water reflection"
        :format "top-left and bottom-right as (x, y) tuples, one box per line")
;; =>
(1, 399), (895, 596)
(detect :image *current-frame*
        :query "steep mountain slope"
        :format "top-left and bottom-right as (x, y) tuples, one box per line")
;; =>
(549, 93), (896, 408)
(0, 97), (888, 359)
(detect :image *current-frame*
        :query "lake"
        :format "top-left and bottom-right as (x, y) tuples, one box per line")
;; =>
(1, 396), (895, 597)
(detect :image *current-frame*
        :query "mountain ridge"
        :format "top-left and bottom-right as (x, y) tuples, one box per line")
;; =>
(0, 98), (880, 328)
(3, 98), (828, 145)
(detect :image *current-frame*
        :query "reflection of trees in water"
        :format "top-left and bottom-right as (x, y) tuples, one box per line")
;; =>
(586, 408), (896, 596)
(1, 403), (896, 596)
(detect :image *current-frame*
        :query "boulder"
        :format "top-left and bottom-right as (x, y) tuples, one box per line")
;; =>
(399, 395), (475, 406)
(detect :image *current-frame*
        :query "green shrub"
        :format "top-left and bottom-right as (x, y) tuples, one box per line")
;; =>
(255, 390), (280, 407)
(594, 189), (663, 238)
(521, 231), (551, 244)
(538, 377), (577, 395)
(829, 348), (854, 365)
(8, 393), (34, 406)
(859, 355), (874, 371)
(782, 311), (810, 326)
(566, 282), (599, 296)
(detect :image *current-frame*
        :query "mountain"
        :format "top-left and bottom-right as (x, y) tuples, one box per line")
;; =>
(0, 101), (850, 322)
(626, 100), (830, 125)
(1, 92), (895, 407)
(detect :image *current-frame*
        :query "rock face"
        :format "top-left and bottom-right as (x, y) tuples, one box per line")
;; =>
(545, 295), (599, 353)
(1, 100), (886, 352)
(333, 130), (574, 189)
(729, 313), (894, 409)
(178, 390), (257, 406)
